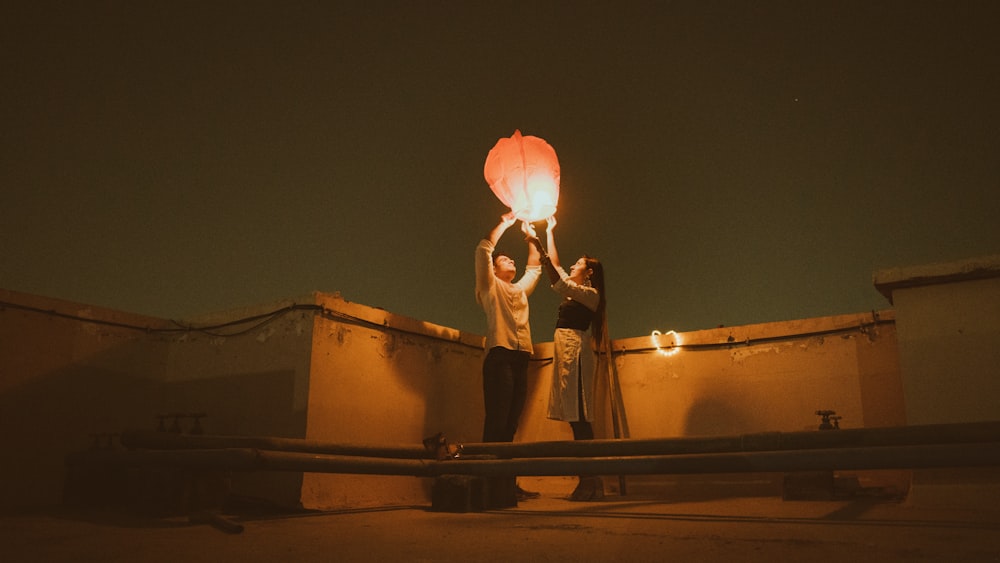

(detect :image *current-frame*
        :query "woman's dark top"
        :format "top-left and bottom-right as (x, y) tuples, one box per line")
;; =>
(556, 298), (595, 331)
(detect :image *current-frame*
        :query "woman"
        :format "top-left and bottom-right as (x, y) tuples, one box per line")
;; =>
(526, 217), (607, 501)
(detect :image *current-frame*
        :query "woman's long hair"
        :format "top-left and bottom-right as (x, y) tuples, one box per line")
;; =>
(585, 255), (627, 439)
(584, 255), (607, 345)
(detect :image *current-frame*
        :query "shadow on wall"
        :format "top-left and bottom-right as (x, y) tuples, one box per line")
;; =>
(0, 362), (165, 508)
(394, 330), (488, 445)
(0, 328), (308, 510)
(683, 395), (753, 437)
(419, 345), (487, 444)
(163, 369), (306, 508)
(165, 370), (304, 438)
(625, 394), (784, 501)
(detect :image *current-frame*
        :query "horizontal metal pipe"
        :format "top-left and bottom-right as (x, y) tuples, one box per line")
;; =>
(464, 420), (1000, 458)
(120, 431), (428, 459)
(121, 420), (1000, 460)
(69, 441), (1000, 476)
(68, 448), (263, 471)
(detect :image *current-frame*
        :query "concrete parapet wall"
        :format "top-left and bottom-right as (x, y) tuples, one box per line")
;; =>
(300, 292), (487, 508)
(0, 288), (910, 510)
(875, 254), (1000, 507)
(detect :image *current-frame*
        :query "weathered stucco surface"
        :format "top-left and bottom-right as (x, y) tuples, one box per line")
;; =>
(3, 254), (996, 511)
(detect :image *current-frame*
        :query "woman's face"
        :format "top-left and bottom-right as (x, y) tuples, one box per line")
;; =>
(569, 257), (590, 281)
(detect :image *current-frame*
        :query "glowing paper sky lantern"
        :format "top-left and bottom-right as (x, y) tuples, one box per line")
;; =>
(484, 130), (560, 223)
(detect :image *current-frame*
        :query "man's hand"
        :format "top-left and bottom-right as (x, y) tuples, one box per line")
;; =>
(487, 211), (519, 245)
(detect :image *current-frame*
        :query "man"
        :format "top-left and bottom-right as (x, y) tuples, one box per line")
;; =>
(474, 213), (541, 499)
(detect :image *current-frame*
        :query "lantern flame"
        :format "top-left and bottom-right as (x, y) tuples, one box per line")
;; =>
(484, 130), (560, 222)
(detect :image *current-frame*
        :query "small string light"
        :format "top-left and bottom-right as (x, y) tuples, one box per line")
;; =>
(651, 329), (681, 356)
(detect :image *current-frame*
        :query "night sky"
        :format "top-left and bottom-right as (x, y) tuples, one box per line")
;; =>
(3, 1), (999, 340)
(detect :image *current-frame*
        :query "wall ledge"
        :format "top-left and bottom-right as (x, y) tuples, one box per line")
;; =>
(612, 310), (894, 355)
(873, 254), (1000, 304)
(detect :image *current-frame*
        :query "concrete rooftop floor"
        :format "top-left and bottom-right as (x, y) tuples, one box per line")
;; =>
(4, 476), (1000, 563)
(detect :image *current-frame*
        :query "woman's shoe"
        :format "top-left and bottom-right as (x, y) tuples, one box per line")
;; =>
(569, 476), (604, 501)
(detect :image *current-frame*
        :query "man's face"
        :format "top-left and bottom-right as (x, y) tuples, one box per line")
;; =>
(494, 254), (516, 280)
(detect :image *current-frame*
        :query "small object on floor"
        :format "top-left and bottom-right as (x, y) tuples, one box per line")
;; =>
(432, 472), (518, 511)
(569, 476), (604, 502)
(189, 510), (244, 534)
(421, 432), (462, 460)
(432, 475), (487, 512)
(515, 484), (540, 501)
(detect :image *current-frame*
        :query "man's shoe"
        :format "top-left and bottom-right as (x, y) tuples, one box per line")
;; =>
(516, 484), (540, 501)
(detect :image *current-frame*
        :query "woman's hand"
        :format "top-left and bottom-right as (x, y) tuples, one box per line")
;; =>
(521, 220), (538, 239)
(546, 215), (557, 231)
(522, 221), (546, 254)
